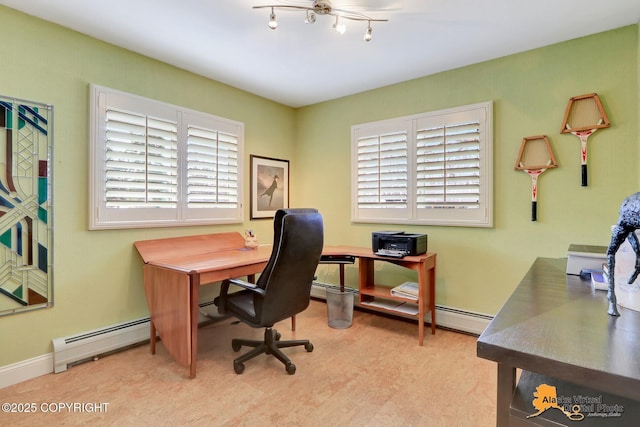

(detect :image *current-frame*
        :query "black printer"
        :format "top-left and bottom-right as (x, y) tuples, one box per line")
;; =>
(372, 231), (427, 256)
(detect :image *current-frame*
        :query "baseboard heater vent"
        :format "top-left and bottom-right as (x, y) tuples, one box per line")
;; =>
(51, 300), (223, 374)
(311, 281), (493, 336)
(52, 317), (151, 373)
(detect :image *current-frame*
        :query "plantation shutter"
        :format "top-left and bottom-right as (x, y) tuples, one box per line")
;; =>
(351, 101), (492, 227)
(90, 84), (244, 229)
(416, 120), (481, 209)
(105, 108), (178, 208)
(356, 130), (408, 209)
(186, 126), (239, 208)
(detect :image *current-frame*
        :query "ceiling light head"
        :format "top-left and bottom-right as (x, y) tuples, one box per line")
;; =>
(305, 10), (317, 24)
(333, 16), (346, 35)
(364, 24), (372, 42)
(268, 8), (278, 30)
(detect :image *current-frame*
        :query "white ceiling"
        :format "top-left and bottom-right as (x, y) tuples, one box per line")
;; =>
(1, 0), (640, 107)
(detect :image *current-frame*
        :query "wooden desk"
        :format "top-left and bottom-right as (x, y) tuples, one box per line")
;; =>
(135, 234), (437, 378)
(135, 233), (272, 379)
(477, 258), (640, 426)
(323, 246), (437, 345)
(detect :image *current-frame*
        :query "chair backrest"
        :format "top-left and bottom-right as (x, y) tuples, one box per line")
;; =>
(254, 209), (324, 326)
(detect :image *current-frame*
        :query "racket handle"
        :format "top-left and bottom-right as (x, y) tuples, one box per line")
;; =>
(582, 164), (588, 187)
(531, 201), (537, 222)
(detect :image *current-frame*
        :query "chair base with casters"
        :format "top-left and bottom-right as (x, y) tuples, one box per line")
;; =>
(231, 327), (314, 375)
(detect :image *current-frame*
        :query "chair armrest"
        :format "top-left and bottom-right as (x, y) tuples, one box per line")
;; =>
(227, 278), (261, 292)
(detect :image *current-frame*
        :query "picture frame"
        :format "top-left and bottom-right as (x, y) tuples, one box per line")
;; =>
(250, 155), (289, 219)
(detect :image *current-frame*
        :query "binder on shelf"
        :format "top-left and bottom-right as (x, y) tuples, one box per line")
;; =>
(566, 244), (607, 275)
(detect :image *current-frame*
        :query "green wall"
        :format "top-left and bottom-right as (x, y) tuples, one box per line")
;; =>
(298, 25), (639, 314)
(0, 4), (638, 368)
(0, 7), (295, 367)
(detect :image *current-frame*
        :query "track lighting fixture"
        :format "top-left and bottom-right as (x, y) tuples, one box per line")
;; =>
(254, 1), (387, 42)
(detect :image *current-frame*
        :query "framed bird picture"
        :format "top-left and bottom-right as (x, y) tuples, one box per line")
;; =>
(250, 155), (289, 219)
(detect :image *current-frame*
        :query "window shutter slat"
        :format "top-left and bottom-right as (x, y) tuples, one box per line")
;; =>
(356, 131), (408, 209)
(416, 120), (481, 209)
(104, 108), (178, 208)
(187, 126), (239, 208)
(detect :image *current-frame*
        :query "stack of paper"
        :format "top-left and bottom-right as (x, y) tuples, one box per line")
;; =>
(390, 281), (419, 300)
(360, 300), (419, 315)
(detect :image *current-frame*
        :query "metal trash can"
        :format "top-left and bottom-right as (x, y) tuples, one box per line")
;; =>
(326, 287), (354, 329)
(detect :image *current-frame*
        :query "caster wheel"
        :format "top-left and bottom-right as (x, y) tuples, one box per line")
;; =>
(285, 362), (296, 375)
(305, 342), (314, 352)
(234, 361), (245, 374)
(232, 342), (242, 352)
(275, 331), (282, 341)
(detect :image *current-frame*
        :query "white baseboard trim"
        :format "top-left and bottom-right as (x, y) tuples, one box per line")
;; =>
(0, 353), (53, 389)
(311, 282), (493, 336)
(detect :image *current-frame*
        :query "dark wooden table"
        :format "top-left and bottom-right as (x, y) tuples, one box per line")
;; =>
(477, 257), (640, 426)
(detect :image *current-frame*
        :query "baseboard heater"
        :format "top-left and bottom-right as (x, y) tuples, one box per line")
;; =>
(52, 317), (150, 373)
(52, 300), (220, 374)
(311, 281), (493, 336)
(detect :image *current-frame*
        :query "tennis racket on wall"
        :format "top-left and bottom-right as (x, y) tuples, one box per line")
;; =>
(560, 93), (610, 187)
(515, 135), (558, 222)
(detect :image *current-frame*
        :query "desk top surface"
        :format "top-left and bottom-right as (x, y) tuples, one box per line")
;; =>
(134, 232), (247, 264)
(134, 233), (436, 274)
(477, 257), (640, 400)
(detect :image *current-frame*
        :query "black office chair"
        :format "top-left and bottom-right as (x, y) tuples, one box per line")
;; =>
(215, 208), (324, 375)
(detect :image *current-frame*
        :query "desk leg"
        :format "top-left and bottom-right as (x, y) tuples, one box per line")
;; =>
(417, 285), (425, 347)
(150, 321), (156, 355)
(496, 363), (516, 427)
(417, 260), (437, 346)
(429, 263), (436, 335)
(189, 273), (200, 379)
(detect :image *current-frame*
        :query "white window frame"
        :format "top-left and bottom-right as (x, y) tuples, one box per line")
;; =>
(351, 101), (493, 227)
(89, 84), (244, 230)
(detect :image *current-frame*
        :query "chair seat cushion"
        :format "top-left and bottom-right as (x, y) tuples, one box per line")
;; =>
(222, 290), (259, 325)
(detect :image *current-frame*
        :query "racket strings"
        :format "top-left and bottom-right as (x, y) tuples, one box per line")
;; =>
(515, 136), (558, 171)
(566, 98), (602, 129)
(561, 93), (610, 133)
